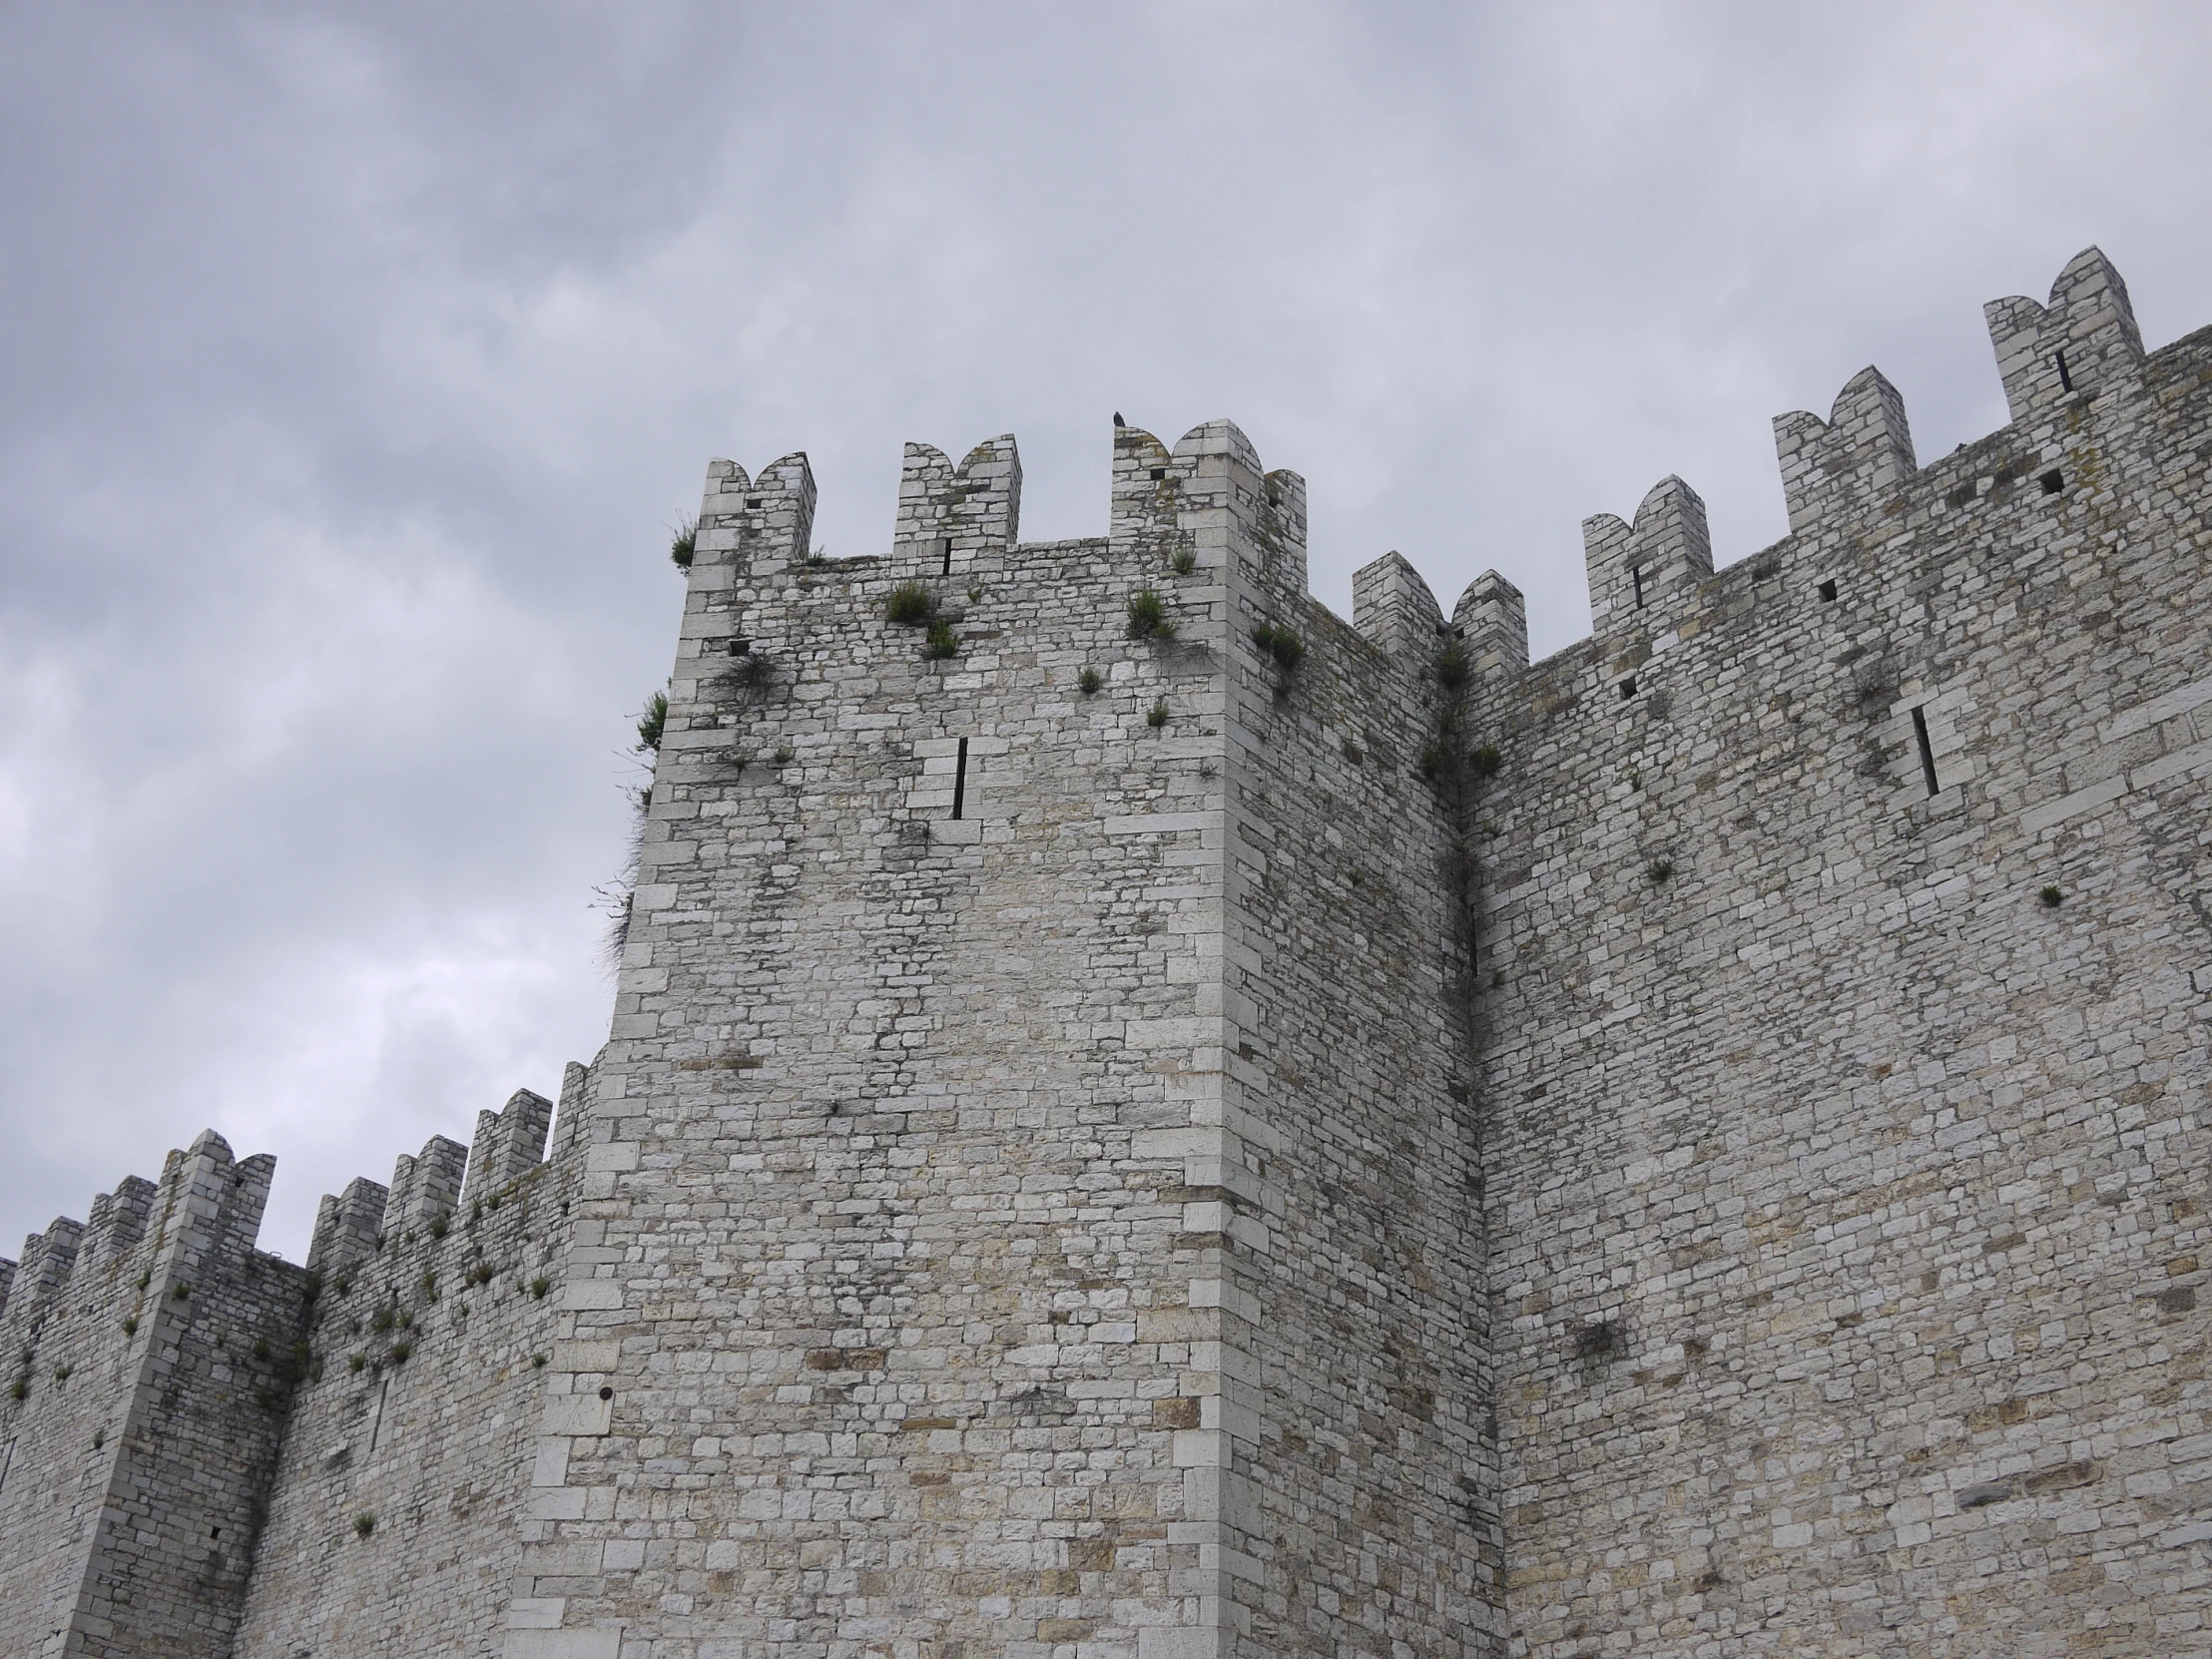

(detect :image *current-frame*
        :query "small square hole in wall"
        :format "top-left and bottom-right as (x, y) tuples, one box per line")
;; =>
(1818, 579), (1838, 603)
(1149, 467), (1167, 481)
(1618, 677), (1637, 701)
(2039, 469), (2065, 495)
(745, 497), (762, 509)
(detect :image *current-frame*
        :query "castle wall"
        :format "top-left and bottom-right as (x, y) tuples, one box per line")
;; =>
(228, 1074), (585, 1658)
(1471, 266), (2212, 1653)
(503, 433), (1243, 1658)
(1212, 480), (1501, 1652)
(0, 1134), (308, 1659)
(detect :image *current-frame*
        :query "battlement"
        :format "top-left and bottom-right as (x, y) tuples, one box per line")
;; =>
(1986, 245), (2145, 423)
(644, 254), (2186, 745)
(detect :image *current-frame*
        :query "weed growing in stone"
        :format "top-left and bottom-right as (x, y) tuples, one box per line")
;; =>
(923, 620), (960, 660)
(1127, 589), (1176, 640)
(1078, 668), (1102, 696)
(635, 690), (668, 754)
(1251, 623), (1305, 674)
(886, 582), (937, 625)
(669, 516), (697, 571)
(1147, 700), (1169, 729)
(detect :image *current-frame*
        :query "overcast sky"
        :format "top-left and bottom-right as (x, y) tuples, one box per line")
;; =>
(3, 1), (2208, 1265)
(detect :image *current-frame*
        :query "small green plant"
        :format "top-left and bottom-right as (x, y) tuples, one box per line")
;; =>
(530, 1276), (552, 1301)
(885, 582), (937, 626)
(371, 1307), (395, 1334)
(397, 1311), (412, 1331)
(353, 1512), (376, 1538)
(532, 1353), (549, 1370)
(669, 516), (697, 571)
(2040, 885), (2064, 907)
(332, 1274), (351, 1298)
(1418, 743), (1448, 781)
(1251, 622), (1305, 674)
(488, 1194), (502, 1212)
(466, 1262), (495, 1289)
(635, 690), (669, 755)
(966, 584), (983, 602)
(806, 545), (829, 567)
(1647, 858), (1675, 884)
(774, 745), (795, 765)
(922, 620), (959, 660)
(1147, 700), (1169, 730)
(303, 1270), (322, 1303)
(1470, 744), (1501, 779)
(252, 1337), (272, 1362)
(390, 1340), (412, 1364)
(53, 1365), (70, 1383)
(172, 1282), (192, 1300)
(9, 1378), (26, 1401)
(420, 1272), (438, 1302)
(348, 1352), (366, 1373)
(92, 1428), (104, 1449)
(1078, 667), (1102, 696)
(1171, 549), (1197, 576)
(428, 1215), (448, 1240)
(136, 1270), (150, 1291)
(121, 1316), (138, 1337)
(1127, 588), (1176, 640)
(255, 1384), (279, 1412)
(1433, 644), (1470, 692)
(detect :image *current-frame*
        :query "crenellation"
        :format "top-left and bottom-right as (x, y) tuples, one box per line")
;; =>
(892, 434), (1021, 578)
(1352, 549), (1443, 653)
(1985, 244), (2145, 424)
(307, 1175), (389, 1274)
(463, 1086), (555, 1202)
(1773, 364), (1917, 534)
(8, 244), (2211, 1659)
(384, 1132), (467, 1239)
(1452, 569), (1529, 682)
(693, 451), (817, 580)
(1581, 473), (1713, 631)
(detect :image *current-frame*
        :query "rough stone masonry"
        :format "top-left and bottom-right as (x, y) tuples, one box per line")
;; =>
(1, 246), (2208, 1658)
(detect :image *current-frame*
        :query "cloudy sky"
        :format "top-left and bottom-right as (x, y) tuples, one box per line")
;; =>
(3, 1), (2207, 1264)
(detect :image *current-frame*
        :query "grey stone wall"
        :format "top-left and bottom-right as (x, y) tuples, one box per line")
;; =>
(228, 1072), (587, 1658)
(0, 1133), (307, 1658)
(1470, 250), (2212, 1655)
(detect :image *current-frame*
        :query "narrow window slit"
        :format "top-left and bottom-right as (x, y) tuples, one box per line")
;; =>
(1630, 565), (1646, 609)
(368, 1377), (390, 1453)
(1618, 676), (1637, 701)
(941, 538), (953, 577)
(2038, 468), (2064, 495)
(1818, 579), (1839, 603)
(2053, 350), (2072, 392)
(1911, 706), (1939, 797)
(950, 737), (969, 821)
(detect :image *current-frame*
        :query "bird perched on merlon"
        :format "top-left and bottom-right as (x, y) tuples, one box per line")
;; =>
(1113, 411), (1125, 427)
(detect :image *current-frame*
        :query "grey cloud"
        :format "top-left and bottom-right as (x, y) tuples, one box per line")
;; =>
(4, 0), (2210, 1260)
